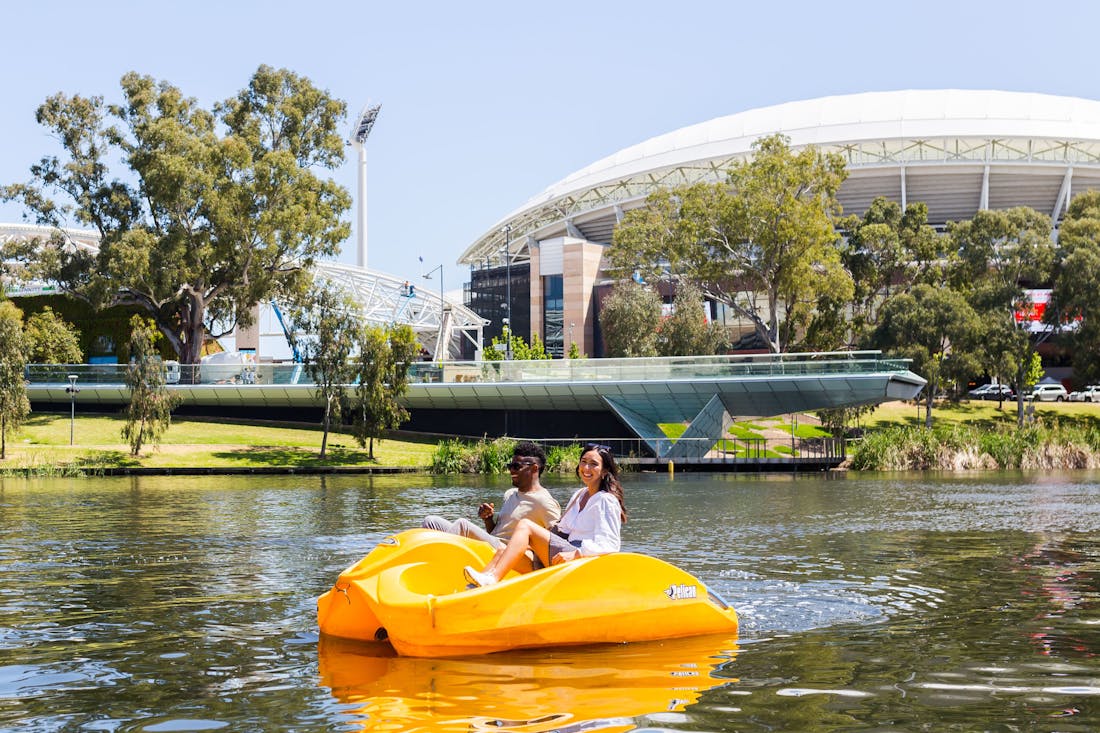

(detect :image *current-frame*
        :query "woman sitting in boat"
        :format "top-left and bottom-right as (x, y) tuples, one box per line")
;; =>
(463, 443), (627, 587)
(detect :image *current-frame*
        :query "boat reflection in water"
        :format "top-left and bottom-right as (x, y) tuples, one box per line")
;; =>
(318, 634), (739, 732)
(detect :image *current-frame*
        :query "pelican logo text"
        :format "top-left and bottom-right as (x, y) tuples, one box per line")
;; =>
(664, 583), (698, 601)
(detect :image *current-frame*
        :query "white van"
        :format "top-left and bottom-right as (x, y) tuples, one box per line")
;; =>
(1028, 384), (1068, 402)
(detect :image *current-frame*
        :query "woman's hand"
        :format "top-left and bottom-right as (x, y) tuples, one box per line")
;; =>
(552, 549), (581, 565)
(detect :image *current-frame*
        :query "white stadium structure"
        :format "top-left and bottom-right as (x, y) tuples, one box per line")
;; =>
(460, 89), (1100, 357)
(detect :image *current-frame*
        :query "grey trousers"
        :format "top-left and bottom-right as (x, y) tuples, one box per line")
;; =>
(421, 516), (504, 549)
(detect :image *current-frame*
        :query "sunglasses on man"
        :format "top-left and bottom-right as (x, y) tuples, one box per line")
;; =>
(506, 458), (539, 471)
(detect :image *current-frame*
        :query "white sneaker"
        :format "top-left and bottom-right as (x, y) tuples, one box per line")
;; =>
(463, 565), (497, 587)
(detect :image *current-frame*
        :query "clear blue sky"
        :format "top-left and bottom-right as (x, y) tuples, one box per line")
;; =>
(3, 0), (1097, 295)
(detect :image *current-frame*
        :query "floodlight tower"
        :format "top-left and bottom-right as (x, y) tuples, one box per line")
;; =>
(349, 103), (382, 270)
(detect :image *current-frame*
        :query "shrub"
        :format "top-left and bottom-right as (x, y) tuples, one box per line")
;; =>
(848, 421), (1100, 470)
(430, 439), (476, 474)
(545, 444), (582, 473)
(475, 436), (517, 474)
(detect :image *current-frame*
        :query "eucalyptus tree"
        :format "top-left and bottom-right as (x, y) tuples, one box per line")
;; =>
(350, 324), (420, 459)
(839, 198), (947, 344)
(3, 65), (351, 365)
(122, 315), (182, 456)
(483, 332), (552, 360)
(24, 306), (83, 364)
(872, 284), (982, 428)
(288, 283), (359, 459)
(657, 282), (728, 356)
(608, 134), (852, 353)
(0, 301), (30, 459)
(597, 280), (662, 358)
(1051, 190), (1100, 387)
(948, 207), (1054, 424)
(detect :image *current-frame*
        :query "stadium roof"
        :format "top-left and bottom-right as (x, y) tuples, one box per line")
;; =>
(460, 90), (1100, 266)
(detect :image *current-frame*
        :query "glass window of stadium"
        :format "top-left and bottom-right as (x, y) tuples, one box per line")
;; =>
(543, 274), (564, 357)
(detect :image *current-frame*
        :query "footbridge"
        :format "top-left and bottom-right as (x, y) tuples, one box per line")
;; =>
(28, 351), (925, 460)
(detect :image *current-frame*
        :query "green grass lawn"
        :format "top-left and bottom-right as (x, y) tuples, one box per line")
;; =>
(658, 423), (687, 440)
(862, 398), (1100, 431)
(776, 422), (832, 438)
(2, 413), (437, 471)
(728, 424), (766, 440)
(659, 400), (1100, 461)
(13, 398), (1097, 473)
(661, 415), (807, 457)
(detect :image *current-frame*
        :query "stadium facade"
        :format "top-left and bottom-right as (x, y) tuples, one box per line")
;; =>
(460, 89), (1100, 357)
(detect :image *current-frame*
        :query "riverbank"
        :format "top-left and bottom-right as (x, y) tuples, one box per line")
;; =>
(846, 399), (1100, 470)
(6, 400), (1100, 475)
(0, 413), (437, 475)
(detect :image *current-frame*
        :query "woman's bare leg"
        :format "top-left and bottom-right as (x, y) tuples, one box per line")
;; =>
(483, 519), (552, 580)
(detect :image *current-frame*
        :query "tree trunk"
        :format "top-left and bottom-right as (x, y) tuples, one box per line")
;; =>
(320, 401), (331, 459)
(157, 290), (207, 365)
(1016, 366), (1026, 427)
(368, 436), (374, 460)
(767, 291), (782, 353)
(131, 415), (146, 456)
(182, 318), (206, 365)
(1, 415), (6, 460)
(925, 389), (934, 429)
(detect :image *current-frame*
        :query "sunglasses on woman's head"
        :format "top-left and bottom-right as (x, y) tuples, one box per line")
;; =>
(583, 443), (611, 454)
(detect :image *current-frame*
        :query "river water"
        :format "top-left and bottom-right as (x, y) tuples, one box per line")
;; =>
(1, 471), (1097, 732)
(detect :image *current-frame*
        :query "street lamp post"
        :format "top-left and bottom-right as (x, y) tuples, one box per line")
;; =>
(349, 103), (381, 270)
(503, 224), (512, 360)
(65, 374), (79, 446)
(420, 257), (445, 362)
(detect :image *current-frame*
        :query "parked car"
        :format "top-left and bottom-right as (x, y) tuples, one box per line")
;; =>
(982, 384), (1014, 400)
(967, 383), (1013, 400)
(1068, 385), (1100, 402)
(968, 378), (994, 396)
(1027, 384), (1069, 402)
(967, 384), (994, 399)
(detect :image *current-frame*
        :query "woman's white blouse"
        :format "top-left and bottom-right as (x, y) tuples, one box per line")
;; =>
(556, 487), (621, 556)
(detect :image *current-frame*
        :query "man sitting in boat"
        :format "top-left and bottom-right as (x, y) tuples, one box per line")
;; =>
(463, 443), (627, 587)
(422, 441), (561, 562)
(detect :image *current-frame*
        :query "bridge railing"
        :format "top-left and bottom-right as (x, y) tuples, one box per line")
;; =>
(412, 350), (912, 384)
(24, 351), (912, 387)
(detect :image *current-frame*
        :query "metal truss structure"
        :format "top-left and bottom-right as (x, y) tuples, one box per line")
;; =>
(310, 261), (485, 359)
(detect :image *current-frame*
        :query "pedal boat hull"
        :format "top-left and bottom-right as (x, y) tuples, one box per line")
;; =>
(317, 529), (738, 657)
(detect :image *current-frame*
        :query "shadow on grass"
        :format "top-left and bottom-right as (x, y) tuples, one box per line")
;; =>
(1038, 411), (1100, 431)
(23, 414), (63, 427)
(211, 446), (381, 467)
(1, 449), (139, 476)
(73, 450), (141, 468)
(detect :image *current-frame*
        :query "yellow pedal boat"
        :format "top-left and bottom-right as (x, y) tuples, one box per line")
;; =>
(317, 529), (738, 657)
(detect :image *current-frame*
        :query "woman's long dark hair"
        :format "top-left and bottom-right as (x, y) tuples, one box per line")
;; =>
(577, 443), (627, 523)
